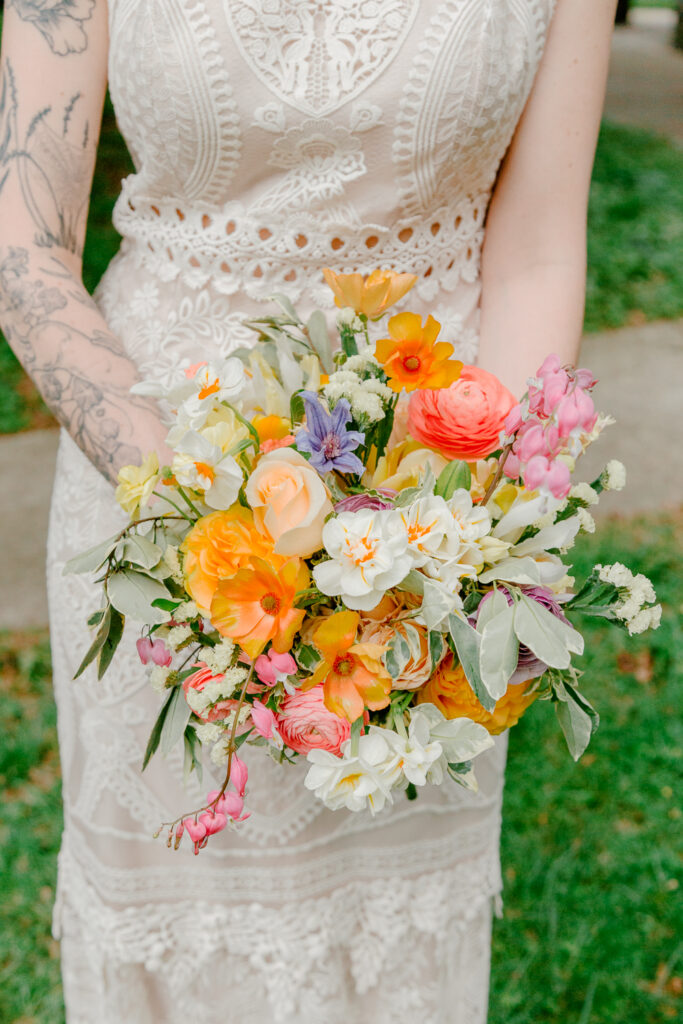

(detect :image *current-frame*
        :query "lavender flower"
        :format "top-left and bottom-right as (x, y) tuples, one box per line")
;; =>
(295, 392), (365, 475)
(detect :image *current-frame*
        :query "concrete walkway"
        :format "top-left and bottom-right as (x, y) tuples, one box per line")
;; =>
(606, 7), (683, 143)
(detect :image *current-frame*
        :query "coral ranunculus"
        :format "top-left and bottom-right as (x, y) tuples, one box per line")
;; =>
(416, 655), (538, 734)
(277, 684), (351, 755)
(322, 268), (417, 318)
(180, 506), (277, 614)
(408, 365), (517, 461)
(375, 312), (463, 393)
(210, 557), (310, 660)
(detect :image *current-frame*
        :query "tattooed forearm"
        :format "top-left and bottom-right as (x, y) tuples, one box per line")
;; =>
(0, 245), (167, 482)
(0, 59), (93, 255)
(7, 1), (96, 57)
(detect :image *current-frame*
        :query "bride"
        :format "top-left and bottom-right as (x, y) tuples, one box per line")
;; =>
(0, 2), (616, 1021)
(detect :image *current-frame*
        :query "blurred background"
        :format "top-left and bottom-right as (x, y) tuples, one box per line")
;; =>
(0, 3), (681, 1022)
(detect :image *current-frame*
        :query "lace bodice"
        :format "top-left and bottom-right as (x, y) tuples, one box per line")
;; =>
(108, 0), (556, 310)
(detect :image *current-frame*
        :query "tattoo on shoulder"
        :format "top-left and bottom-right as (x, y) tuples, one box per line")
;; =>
(7, 1), (97, 57)
(0, 59), (94, 255)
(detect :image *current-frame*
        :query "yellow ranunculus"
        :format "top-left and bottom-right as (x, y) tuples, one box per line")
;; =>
(365, 440), (448, 492)
(115, 452), (160, 517)
(322, 268), (417, 319)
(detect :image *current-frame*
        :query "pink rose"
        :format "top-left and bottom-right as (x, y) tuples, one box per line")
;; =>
(408, 365), (517, 461)
(277, 684), (350, 756)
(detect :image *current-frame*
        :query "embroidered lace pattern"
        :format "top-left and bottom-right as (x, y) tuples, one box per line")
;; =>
(48, 1), (558, 1020)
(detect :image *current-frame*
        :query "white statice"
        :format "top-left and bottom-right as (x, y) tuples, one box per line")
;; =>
(342, 346), (379, 373)
(336, 307), (363, 331)
(396, 495), (453, 568)
(175, 599), (199, 621)
(576, 508), (596, 534)
(210, 712), (252, 765)
(570, 482), (599, 506)
(166, 624), (193, 649)
(162, 544), (184, 585)
(195, 721), (225, 745)
(597, 562), (633, 588)
(304, 732), (399, 814)
(170, 429), (243, 511)
(149, 665), (171, 694)
(626, 604), (662, 635)
(323, 369), (389, 423)
(596, 562), (660, 632)
(313, 509), (414, 611)
(201, 638), (236, 674)
(601, 459), (627, 492)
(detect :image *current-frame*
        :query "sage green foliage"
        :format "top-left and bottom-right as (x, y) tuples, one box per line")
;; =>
(2, 514), (680, 1023)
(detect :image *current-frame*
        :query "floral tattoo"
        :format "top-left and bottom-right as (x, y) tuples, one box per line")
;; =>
(7, 0), (96, 57)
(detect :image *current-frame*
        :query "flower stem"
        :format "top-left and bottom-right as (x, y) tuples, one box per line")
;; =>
(482, 443), (513, 506)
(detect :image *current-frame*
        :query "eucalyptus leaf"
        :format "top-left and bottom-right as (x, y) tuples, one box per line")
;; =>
(306, 310), (333, 373)
(160, 686), (192, 755)
(63, 535), (119, 576)
(119, 535), (163, 570)
(479, 598), (519, 700)
(107, 570), (170, 623)
(514, 595), (584, 670)
(448, 613), (495, 712)
(479, 557), (542, 586)
(97, 606), (125, 680)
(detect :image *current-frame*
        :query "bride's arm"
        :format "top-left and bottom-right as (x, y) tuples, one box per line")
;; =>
(0, 1), (168, 484)
(478, 0), (618, 396)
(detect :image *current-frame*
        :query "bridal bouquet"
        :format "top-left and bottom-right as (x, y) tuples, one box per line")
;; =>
(67, 269), (661, 855)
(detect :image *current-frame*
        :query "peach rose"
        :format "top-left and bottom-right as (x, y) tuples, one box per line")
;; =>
(408, 365), (517, 461)
(180, 507), (277, 614)
(416, 654), (538, 734)
(246, 448), (333, 557)
(277, 684), (351, 755)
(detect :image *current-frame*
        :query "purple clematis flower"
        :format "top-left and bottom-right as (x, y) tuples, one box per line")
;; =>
(295, 392), (365, 475)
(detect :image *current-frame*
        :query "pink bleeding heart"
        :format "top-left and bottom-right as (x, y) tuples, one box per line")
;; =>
(503, 403), (524, 436)
(199, 811), (228, 836)
(546, 459), (571, 499)
(515, 422), (548, 463)
(537, 354), (563, 379)
(136, 636), (172, 667)
(251, 700), (280, 742)
(253, 649), (297, 687)
(230, 755), (248, 797)
(503, 451), (522, 479)
(522, 454), (551, 492)
(183, 818), (207, 844)
(574, 367), (598, 390)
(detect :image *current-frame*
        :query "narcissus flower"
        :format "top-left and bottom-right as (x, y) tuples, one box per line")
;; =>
(210, 557), (309, 659)
(115, 452), (159, 516)
(303, 609), (391, 721)
(322, 268), (417, 319)
(375, 312), (462, 394)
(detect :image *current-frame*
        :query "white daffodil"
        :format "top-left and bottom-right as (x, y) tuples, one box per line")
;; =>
(416, 576), (465, 631)
(304, 732), (399, 814)
(313, 509), (414, 611)
(407, 703), (495, 786)
(171, 430), (243, 510)
(397, 495), (453, 568)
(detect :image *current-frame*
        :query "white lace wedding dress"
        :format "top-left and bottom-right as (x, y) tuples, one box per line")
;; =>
(47, 2), (558, 1021)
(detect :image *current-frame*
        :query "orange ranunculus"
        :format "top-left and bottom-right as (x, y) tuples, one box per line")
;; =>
(210, 557), (309, 660)
(322, 268), (417, 319)
(375, 312), (462, 393)
(303, 610), (391, 722)
(180, 507), (278, 615)
(417, 654), (538, 735)
(408, 365), (517, 461)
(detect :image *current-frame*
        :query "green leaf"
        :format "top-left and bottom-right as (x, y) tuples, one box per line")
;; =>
(396, 569), (425, 596)
(296, 643), (321, 671)
(555, 691), (597, 761)
(160, 685), (192, 755)
(87, 609), (106, 627)
(290, 390), (306, 426)
(479, 595), (519, 700)
(269, 292), (301, 323)
(428, 631), (445, 672)
(119, 534), (163, 570)
(339, 322), (359, 358)
(107, 570), (171, 623)
(63, 535), (119, 576)
(434, 460), (471, 499)
(448, 613), (495, 712)
(385, 631), (412, 680)
(183, 726), (203, 784)
(142, 688), (175, 770)
(514, 595), (584, 670)
(307, 310), (333, 372)
(74, 604), (112, 679)
(151, 598), (181, 613)
(97, 606), (125, 680)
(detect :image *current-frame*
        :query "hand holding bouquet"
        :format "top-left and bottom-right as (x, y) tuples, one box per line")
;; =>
(67, 269), (660, 855)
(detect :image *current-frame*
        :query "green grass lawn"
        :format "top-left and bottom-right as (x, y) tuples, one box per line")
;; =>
(1, 512), (681, 1023)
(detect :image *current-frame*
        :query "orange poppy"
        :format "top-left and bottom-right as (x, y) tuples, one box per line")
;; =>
(322, 268), (417, 319)
(210, 557), (309, 660)
(375, 312), (462, 393)
(303, 610), (391, 722)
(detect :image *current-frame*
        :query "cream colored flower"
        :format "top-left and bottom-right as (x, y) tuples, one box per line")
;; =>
(115, 452), (159, 517)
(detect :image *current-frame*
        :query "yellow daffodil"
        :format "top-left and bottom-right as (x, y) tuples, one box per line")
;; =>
(115, 452), (159, 517)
